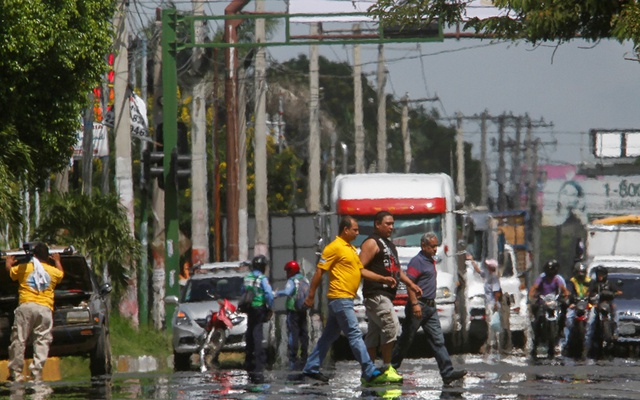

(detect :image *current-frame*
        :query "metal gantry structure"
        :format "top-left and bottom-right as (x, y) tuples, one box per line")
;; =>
(160, 7), (444, 317)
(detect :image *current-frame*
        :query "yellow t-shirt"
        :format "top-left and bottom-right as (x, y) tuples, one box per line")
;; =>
(10, 261), (64, 310)
(318, 236), (363, 299)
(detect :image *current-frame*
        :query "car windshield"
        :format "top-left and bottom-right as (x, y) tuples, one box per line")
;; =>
(353, 215), (443, 247)
(183, 276), (244, 303)
(613, 275), (640, 300)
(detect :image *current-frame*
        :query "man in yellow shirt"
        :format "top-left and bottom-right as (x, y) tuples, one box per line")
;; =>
(301, 216), (399, 386)
(5, 242), (64, 382)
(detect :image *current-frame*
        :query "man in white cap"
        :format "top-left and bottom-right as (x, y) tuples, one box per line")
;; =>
(467, 255), (502, 350)
(5, 242), (64, 382)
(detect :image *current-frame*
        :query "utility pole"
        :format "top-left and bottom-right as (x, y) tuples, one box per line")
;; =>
(480, 110), (488, 207)
(114, 0), (138, 326)
(400, 95), (410, 173)
(254, 0), (269, 257)
(307, 22), (321, 212)
(353, 24), (365, 174)
(82, 93), (94, 195)
(138, 35), (149, 326)
(238, 64), (248, 261)
(456, 112), (465, 204)
(191, 0), (210, 266)
(511, 116), (523, 209)
(376, 44), (387, 173)
(496, 114), (507, 212)
(151, 8), (165, 331)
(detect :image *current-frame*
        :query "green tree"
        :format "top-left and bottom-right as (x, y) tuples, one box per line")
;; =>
(369, 0), (640, 49)
(0, 0), (115, 186)
(33, 192), (141, 297)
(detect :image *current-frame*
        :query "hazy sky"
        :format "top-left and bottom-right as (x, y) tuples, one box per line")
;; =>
(271, 38), (640, 167)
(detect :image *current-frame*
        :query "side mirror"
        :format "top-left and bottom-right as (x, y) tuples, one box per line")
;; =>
(617, 279), (624, 288)
(165, 295), (179, 305)
(100, 282), (113, 296)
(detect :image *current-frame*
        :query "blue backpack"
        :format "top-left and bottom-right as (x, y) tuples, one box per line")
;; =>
(294, 277), (310, 311)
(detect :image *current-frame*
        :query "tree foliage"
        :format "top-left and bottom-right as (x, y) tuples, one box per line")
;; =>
(369, 0), (640, 50)
(0, 0), (116, 186)
(34, 192), (141, 296)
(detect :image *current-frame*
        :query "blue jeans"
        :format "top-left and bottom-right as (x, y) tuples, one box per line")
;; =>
(391, 302), (454, 378)
(303, 298), (378, 381)
(287, 310), (309, 370)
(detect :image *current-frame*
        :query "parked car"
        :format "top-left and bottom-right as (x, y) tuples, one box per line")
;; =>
(166, 262), (275, 371)
(0, 243), (113, 376)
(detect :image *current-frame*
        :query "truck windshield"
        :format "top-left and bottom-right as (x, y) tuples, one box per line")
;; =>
(353, 215), (443, 247)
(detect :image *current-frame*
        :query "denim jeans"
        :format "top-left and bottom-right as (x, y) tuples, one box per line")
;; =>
(287, 310), (309, 370)
(391, 302), (454, 378)
(303, 298), (378, 381)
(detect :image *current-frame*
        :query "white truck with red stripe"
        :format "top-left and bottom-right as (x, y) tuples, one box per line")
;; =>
(332, 173), (463, 350)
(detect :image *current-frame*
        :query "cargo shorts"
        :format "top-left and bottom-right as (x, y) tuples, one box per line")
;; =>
(363, 294), (400, 348)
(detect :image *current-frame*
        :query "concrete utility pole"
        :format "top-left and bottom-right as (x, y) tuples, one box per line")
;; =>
(352, 24), (365, 174)
(496, 114), (507, 212)
(114, 0), (138, 326)
(151, 9), (165, 331)
(82, 92), (94, 196)
(238, 65), (248, 261)
(480, 110), (489, 207)
(456, 112), (465, 205)
(138, 35), (149, 326)
(400, 95), (410, 173)
(254, 0), (269, 257)
(191, 0), (209, 266)
(510, 116), (523, 209)
(376, 44), (387, 173)
(307, 22), (321, 212)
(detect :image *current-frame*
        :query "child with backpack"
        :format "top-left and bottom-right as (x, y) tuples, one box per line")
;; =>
(275, 260), (310, 371)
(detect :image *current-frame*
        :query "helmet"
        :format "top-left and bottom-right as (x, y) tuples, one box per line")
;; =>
(593, 265), (608, 280)
(251, 255), (269, 273)
(573, 263), (587, 278)
(544, 259), (560, 277)
(284, 260), (300, 276)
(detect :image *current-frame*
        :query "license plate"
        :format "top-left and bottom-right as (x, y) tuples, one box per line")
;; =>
(618, 322), (636, 336)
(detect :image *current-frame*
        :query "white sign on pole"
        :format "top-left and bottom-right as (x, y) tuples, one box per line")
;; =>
(73, 122), (110, 159)
(102, 93), (151, 141)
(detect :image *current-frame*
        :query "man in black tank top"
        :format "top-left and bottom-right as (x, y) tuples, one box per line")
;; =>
(360, 211), (422, 380)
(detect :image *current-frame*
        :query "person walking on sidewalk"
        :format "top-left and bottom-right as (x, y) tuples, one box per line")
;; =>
(275, 260), (309, 370)
(5, 242), (64, 382)
(359, 211), (422, 382)
(391, 232), (467, 385)
(301, 215), (399, 386)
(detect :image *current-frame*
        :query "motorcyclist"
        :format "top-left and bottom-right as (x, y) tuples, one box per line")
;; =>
(528, 259), (570, 358)
(561, 262), (591, 355)
(584, 265), (622, 358)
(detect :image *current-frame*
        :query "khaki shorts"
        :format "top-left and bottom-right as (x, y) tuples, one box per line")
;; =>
(363, 294), (400, 348)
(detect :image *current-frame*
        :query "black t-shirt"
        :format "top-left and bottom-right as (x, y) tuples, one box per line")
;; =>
(362, 233), (401, 300)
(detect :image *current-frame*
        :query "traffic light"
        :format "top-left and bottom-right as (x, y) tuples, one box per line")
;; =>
(144, 148), (165, 190)
(171, 148), (191, 190)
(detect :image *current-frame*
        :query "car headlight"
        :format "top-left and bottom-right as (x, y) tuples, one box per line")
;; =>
(175, 310), (191, 326)
(66, 310), (91, 324)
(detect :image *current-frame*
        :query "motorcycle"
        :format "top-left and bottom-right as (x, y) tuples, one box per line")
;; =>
(198, 298), (244, 372)
(532, 293), (561, 359)
(564, 297), (591, 359)
(589, 290), (617, 359)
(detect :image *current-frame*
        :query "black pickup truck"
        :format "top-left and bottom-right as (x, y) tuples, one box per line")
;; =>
(0, 244), (112, 376)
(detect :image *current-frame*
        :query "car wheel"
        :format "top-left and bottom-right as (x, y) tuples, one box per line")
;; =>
(90, 324), (112, 377)
(173, 351), (192, 371)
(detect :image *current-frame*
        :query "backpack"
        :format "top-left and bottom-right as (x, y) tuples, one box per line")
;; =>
(294, 277), (310, 311)
(238, 276), (260, 313)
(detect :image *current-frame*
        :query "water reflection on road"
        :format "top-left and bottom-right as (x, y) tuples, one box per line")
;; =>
(3, 354), (640, 399)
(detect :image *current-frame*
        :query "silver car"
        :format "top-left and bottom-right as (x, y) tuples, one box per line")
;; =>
(166, 262), (274, 371)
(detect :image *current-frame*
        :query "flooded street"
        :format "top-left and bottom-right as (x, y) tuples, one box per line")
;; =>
(3, 353), (640, 399)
